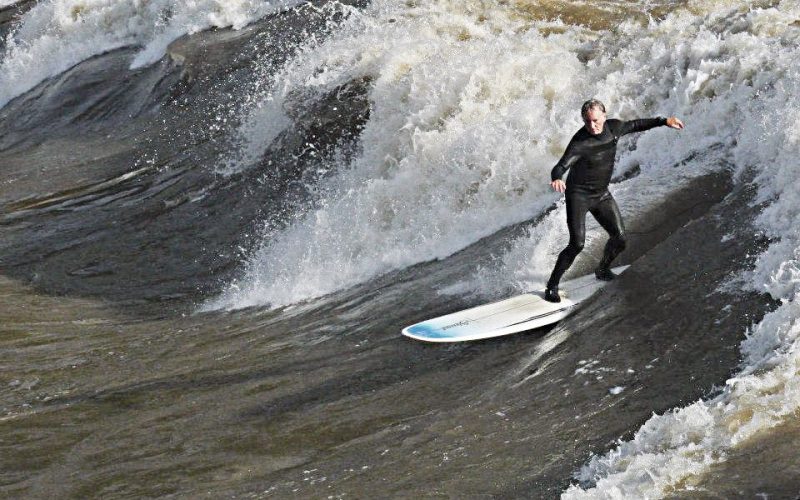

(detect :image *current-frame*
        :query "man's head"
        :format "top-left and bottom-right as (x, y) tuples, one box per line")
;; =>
(581, 98), (606, 135)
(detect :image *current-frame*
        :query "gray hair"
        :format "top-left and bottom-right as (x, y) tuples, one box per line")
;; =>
(581, 98), (606, 117)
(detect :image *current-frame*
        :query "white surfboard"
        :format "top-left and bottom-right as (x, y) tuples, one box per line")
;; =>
(402, 265), (629, 342)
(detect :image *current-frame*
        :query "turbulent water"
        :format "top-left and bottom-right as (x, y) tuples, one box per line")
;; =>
(2, 0), (800, 497)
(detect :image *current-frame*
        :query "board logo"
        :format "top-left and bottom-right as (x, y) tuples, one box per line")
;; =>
(442, 320), (470, 330)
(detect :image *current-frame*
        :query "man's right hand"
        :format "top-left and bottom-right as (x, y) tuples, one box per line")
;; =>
(551, 179), (566, 193)
(666, 116), (684, 129)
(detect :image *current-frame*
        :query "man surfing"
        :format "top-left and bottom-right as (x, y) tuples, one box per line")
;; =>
(544, 99), (684, 303)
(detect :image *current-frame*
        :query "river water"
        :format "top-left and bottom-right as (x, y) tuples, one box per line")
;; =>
(1, 0), (799, 497)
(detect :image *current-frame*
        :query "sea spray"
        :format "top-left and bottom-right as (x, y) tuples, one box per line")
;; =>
(209, 1), (596, 309)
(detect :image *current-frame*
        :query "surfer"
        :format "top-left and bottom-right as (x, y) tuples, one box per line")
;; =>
(544, 99), (684, 303)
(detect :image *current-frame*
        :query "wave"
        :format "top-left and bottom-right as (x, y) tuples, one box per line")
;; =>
(206, 0), (800, 495)
(3, 0), (796, 495)
(210, 0), (787, 310)
(0, 0), (303, 109)
(209, 0), (600, 309)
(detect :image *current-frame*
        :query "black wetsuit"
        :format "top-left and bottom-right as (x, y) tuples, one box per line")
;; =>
(547, 117), (667, 290)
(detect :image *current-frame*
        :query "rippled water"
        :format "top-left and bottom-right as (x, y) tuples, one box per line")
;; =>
(1, 0), (799, 497)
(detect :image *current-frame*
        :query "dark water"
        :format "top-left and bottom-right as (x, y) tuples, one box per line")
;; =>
(0, 1), (792, 498)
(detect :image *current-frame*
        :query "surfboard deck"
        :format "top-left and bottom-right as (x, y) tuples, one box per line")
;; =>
(402, 265), (629, 342)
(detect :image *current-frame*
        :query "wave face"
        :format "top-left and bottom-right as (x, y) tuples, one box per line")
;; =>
(2, 0), (800, 497)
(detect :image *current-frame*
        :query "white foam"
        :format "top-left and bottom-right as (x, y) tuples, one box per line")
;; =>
(0, 0), (301, 109)
(209, 1), (602, 309)
(564, 302), (800, 498)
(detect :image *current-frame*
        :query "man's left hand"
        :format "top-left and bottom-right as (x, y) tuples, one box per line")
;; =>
(666, 116), (684, 129)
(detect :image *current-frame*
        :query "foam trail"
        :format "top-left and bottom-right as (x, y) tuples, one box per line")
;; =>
(0, 0), (302, 109)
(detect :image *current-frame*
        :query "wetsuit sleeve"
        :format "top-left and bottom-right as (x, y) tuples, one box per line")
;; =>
(617, 117), (667, 136)
(550, 141), (580, 181)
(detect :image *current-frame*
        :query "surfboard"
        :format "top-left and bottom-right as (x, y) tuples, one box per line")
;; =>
(402, 265), (629, 342)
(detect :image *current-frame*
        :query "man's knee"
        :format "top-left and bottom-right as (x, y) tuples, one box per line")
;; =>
(611, 233), (626, 251)
(568, 239), (585, 255)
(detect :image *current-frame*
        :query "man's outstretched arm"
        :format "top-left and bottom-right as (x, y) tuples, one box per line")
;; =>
(618, 116), (684, 136)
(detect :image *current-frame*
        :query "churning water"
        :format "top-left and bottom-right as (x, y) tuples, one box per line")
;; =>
(1, 0), (799, 497)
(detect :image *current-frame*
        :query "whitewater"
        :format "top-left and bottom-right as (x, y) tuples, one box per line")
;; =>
(1, 0), (799, 497)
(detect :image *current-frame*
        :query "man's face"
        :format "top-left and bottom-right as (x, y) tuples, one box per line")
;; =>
(583, 107), (606, 135)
